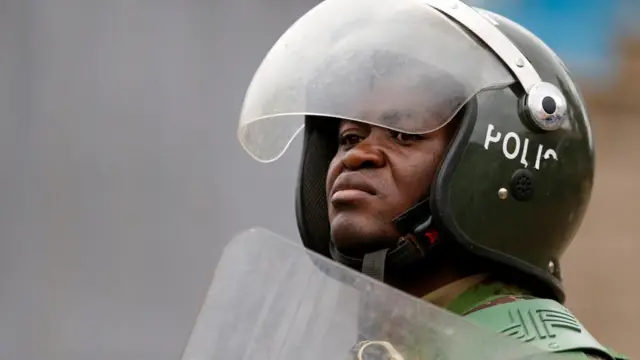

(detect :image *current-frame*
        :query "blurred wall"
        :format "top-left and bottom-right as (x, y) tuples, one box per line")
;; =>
(0, 1), (314, 359)
(0, 1), (637, 359)
(563, 37), (640, 357)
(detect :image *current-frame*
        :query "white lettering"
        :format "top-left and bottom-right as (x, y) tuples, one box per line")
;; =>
(520, 138), (530, 168)
(534, 145), (543, 170)
(544, 149), (558, 161)
(483, 124), (559, 170)
(484, 124), (502, 150)
(502, 132), (520, 160)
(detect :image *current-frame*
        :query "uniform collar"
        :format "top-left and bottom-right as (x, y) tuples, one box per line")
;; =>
(422, 273), (529, 315)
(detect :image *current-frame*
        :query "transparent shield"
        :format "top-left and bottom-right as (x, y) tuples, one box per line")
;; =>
(237, 0), (516, 162)
(180, 228), (565, 360)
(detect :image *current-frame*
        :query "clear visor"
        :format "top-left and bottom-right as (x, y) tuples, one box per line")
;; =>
(238, 0), (516, 162)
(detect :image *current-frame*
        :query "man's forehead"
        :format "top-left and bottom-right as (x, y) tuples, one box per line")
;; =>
(348, 86), (447, 132)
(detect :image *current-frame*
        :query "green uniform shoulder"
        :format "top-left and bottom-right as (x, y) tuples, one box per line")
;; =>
(462, 296), (628, 360)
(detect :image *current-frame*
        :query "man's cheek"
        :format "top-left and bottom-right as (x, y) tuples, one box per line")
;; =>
(325, 162), (340, 193)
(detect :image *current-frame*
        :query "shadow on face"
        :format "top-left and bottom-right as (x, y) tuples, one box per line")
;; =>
(325, 116), (458, 256)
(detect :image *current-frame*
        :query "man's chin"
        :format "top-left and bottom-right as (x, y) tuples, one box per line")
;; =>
(329, 213), (398, 256)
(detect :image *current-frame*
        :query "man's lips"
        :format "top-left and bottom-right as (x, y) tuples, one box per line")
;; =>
(330, 173), (378, 203)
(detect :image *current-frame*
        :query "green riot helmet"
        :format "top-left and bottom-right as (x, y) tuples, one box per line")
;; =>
(237, 0), (594, 303)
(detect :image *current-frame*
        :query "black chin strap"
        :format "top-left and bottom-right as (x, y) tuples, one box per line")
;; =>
(329, 199), (439, 282)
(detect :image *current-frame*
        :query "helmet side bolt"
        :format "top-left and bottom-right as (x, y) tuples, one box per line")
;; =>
(498, 188), (509, 200)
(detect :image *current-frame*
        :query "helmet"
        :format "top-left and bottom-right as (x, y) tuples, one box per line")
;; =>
(237, 0), (594, 303)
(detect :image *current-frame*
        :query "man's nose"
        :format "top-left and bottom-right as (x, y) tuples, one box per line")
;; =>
(341, 137), (386, 171)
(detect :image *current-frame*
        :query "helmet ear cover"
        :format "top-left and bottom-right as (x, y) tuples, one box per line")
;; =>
(295, 116), (336, 259)
(430, 92), (559, 301)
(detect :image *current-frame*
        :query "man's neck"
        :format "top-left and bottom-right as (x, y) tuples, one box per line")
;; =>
(386, 260), (479, 298)
(421, 273), (489, 308)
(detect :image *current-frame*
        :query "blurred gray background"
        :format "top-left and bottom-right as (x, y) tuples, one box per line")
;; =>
(0, 1), (315, 358)
(0, 1), (638, 359)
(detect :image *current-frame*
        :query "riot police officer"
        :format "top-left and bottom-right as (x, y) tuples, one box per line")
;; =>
(236, 0), (629, 359)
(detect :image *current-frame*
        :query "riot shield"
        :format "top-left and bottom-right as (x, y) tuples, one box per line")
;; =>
(180, 228), (565, 360)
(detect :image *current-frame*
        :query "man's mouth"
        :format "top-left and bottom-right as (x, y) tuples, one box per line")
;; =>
(330, 173), (378, 204)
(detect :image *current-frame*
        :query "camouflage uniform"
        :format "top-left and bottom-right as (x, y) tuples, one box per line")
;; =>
(424, 276), (628, 360)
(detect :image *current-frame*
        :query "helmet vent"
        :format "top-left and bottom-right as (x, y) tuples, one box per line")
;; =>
(510, 169), (535, 201)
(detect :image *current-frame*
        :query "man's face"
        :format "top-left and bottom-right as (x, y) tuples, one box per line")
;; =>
(325, 116), (456, 255)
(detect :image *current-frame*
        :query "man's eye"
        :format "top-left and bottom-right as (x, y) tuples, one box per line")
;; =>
(339, 134), (362, 146)
(391, 131), (424, 143)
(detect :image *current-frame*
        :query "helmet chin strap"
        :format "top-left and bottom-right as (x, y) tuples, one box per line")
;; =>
(329, 198), (440, 282)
